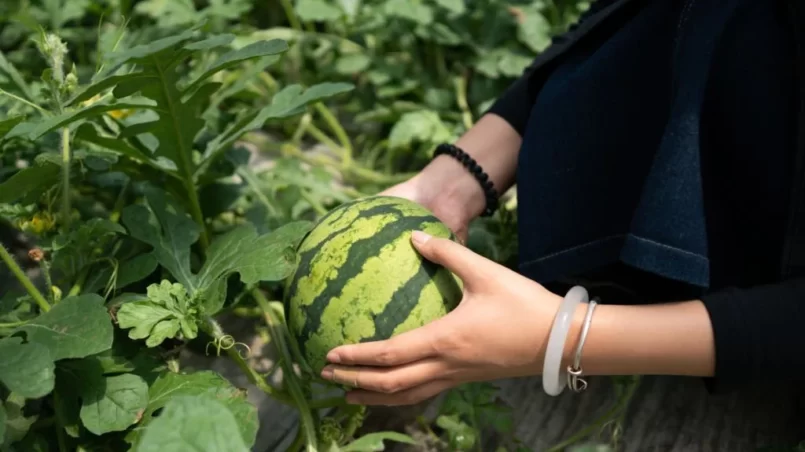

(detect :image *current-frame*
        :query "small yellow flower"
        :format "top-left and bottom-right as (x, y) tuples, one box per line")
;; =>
(80, 93), (103, 108)
(28, 211), (55, 234)
(108, 108), (134, 120)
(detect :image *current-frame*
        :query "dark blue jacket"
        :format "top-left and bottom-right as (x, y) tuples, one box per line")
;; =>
(486, 0), (805, 391)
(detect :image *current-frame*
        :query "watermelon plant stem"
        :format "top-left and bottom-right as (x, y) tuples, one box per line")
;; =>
(545, 376), (641, 452)
(201, 316), (294, 406)
(454, 74), (474, 129)
(253, 289), (319, 452)
(278, 0), (303, 31)
(0, 244), (50, 312)
(314, 102), (353, 165)
(60, 127), (72, 230)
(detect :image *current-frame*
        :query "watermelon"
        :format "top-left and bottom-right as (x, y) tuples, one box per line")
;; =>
(284, 195), (463, 375)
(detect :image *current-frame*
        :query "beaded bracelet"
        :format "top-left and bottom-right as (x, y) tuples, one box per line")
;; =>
(433, 143), (499, 217)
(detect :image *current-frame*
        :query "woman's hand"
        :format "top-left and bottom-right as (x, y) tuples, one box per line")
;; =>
(378, 114), (523, 241)
(320, 230), (563, 406)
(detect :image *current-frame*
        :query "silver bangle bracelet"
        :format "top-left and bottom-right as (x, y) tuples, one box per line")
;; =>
(567, 297), (599, 393)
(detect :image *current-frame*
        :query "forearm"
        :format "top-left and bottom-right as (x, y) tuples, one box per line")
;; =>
(560, 298), (716, 378)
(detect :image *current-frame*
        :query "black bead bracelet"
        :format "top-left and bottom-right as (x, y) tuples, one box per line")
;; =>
(433, 143), (499, 217)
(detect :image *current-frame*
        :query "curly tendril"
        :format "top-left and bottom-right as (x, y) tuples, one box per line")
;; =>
(205, 334), (252, 359)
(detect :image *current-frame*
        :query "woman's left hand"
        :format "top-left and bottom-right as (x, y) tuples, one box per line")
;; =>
(320, 230), (563, 406)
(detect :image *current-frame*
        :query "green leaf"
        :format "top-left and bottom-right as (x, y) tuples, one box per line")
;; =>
(0, 51), (33, 101)
(296, 0), (344, 21)
(195, 220), (312, 313)
(134, 395), (249, 452)
(204, 82), (353, 165)
(14, 294), (114, 361)
(122, 187), (201, 291)
(383, 0), (433, 24)
(122, 187), (312, 315)
(432, 0), (465, 14)
(0, 337), (54, 399)
(517, 7), (552, 53)
(74, 123), (170, 173)
(185, 34), (235, 51)
(1, 394), (36, 448)
(0, 116), (26, 139)
(133, 0), (198, 27)
(388, 110), (453, 150)
(129, 371), (257, 447)
(116, 280), (198, 347)
(80, 373), (149, 435)
(185, 39), (288, 93)
(67, 73), (159, 107)
(6, 102), (158, 141)
(106, 27), (199, 66)
(335, 53), (371, 75)
(117, 253), (160, 288)
(0, 402), (5, 443)
(51, 218), (127, 280)
(0, 161), (60, 204)
(342, 432), (417, 451)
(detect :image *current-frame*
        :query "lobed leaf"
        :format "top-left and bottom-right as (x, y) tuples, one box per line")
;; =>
(184, 34), (236, 51)
(195, 220), (312, 313)
(105, 27), (199, 66)
(184, 39), (288, 94)
(123, 186), (312, 315)
(5, 101), (158, 141)
(202, 82), (354, 170)
(122, 187), (200, 292)
(67, 72), (158, 107)
(116, 280), (198, 347)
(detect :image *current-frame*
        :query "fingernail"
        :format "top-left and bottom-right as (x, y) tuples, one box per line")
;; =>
(326, 351), (341, 363)
(320, 367), (334, 380)
(411, 230), (432, 245)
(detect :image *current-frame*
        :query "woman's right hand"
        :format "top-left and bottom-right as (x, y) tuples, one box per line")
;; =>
(378, 114), (524, 242)
(379, 157), (480, 242)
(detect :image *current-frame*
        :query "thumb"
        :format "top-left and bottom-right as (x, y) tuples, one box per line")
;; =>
(410, 230), (487, 288)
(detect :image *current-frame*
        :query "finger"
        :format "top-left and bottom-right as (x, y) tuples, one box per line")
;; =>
(322, 358), (453, 394)
(326, 320), (445, 367)
(411, 231), (488, 287)
(345, 379), (457, 406)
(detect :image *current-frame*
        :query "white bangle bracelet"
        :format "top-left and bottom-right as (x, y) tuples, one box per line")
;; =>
(542, 285), (588, 396)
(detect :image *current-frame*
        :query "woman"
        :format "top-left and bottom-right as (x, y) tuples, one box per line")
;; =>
(320, 0), (805, 405)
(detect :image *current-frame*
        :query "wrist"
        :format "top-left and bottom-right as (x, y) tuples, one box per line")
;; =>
(559, 297), (715, 378)
(418, 155), (487, 223)
(415, 114), (521, 222)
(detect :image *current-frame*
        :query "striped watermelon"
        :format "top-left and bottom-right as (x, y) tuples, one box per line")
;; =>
(284, 196), (463, 375)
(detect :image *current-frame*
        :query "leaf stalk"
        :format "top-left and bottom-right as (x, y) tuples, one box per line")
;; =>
(0, 244), (50, 312)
